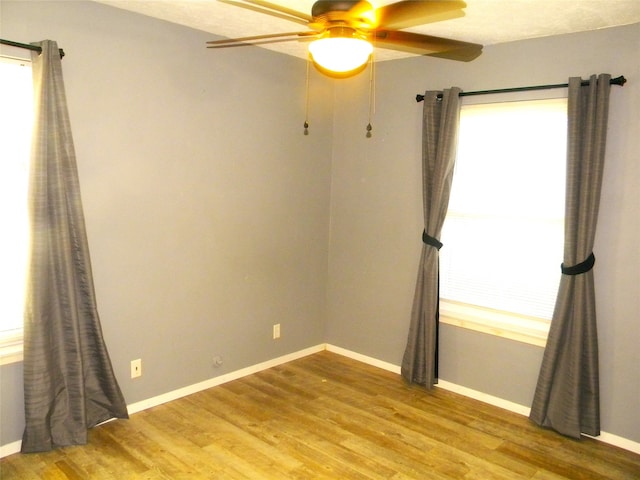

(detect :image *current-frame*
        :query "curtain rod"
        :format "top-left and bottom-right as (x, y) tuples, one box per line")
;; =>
(415, 75), (626, 102)
(0, 38), (65, 58)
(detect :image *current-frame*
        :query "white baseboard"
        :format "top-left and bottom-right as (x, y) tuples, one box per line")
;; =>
(327, 344), (640, 456)
(584, 431), (640, 455)
(0, 440), (22, 459)
(127, 344), (325, 415)
(435, 380), (532, 417)
(0, 345), (325, 458)
(325, 344), (401, 374)
(3, 343), (638, 458)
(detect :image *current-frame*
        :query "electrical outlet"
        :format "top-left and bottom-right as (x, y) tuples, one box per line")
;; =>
(131, 358), (142, 379)
(273, 323), (281, 340)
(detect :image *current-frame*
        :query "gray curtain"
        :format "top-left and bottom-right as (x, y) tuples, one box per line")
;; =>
(529, 74), (611, 439)
(401, 88), (462, 387)
(21, 40), (128, 453)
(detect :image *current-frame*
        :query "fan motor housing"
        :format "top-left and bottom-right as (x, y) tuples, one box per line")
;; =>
(311, 1), (372, 17)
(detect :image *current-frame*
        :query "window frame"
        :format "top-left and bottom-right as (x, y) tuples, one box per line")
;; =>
(438, 90), (569, 347)
(0, 330), (24, 365)
(439, 300), (550, 347)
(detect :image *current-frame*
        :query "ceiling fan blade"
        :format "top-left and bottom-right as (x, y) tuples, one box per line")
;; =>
(371, 30), (482, 62)
(376, 1), (467, 29)
(217, 0), (312, 25)
(207, 31), (315, 47)
(208, 36), (317, 48)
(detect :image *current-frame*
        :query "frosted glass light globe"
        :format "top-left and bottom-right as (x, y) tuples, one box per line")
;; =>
(309, 37), (373, 73)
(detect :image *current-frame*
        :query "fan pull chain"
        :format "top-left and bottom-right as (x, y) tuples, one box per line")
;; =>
(366, 53), (375, 138)
(304, 56), (310, 135)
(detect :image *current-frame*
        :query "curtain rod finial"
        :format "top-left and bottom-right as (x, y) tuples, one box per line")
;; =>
(611, 75), (626, 86)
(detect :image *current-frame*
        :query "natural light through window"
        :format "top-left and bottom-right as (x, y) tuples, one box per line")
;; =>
(439, 97), (568, 345)
(0, 56), (33, 363)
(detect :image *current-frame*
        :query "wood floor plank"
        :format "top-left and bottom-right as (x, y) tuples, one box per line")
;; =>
(2, 351), (639, 479)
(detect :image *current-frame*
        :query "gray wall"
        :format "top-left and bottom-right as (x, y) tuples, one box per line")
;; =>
(1, 0), (334, 446)
(327, 23), (640, 442)
(1, 0), (639, 450)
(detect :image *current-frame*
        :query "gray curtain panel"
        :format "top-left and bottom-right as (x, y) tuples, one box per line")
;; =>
(529, 74), (612, 439)
(401, 88), (462, 388)
(21, 40), (128, 453)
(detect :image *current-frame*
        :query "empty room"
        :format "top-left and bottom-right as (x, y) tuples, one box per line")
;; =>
(1, 1), (639, 478)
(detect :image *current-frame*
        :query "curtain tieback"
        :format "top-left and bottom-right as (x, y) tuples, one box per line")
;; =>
(561, 252), (595, 275)
(422, 230), (443, 250)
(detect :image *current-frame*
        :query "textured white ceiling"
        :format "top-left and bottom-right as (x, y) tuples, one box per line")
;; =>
(94, 0), (640, 62)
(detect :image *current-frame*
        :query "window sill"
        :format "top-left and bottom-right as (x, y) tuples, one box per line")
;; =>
(439, 300), (549, 347)
(0, 331), (24, 365)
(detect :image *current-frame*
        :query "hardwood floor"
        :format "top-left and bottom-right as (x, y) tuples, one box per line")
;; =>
(2, 351), (639, 479)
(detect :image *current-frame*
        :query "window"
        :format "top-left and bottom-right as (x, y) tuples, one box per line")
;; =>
(439, 97), (568, 346)
(0, 56), (33, 364)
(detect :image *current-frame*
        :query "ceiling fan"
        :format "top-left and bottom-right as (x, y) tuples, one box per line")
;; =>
(207, 0), (483, 77)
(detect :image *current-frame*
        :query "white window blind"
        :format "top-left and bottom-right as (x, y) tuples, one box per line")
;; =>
(440, 98), (567, 323)
(0, 56), (32, 362)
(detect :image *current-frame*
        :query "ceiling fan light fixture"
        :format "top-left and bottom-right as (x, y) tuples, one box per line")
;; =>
(309, 28), (372, 74)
